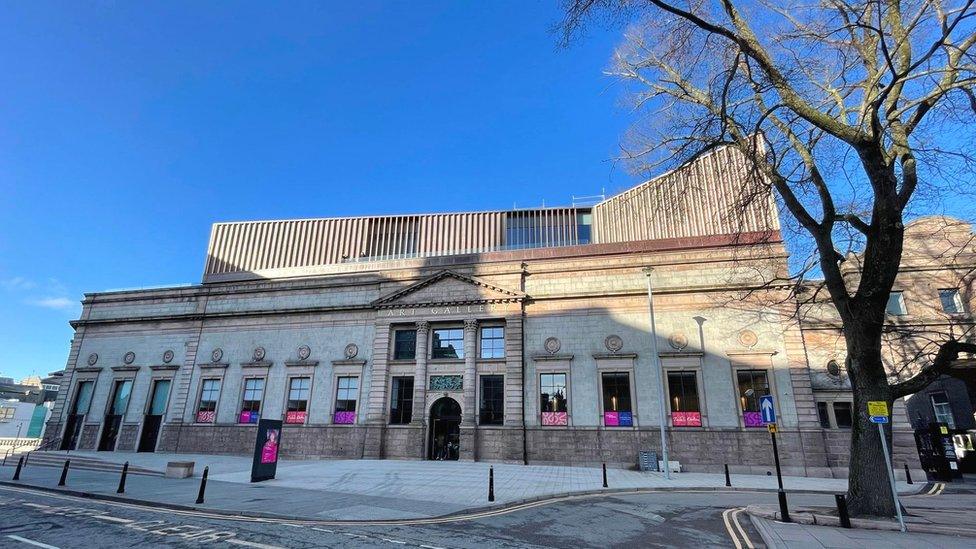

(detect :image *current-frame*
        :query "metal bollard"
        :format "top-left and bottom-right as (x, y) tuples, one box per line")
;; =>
(904, 463), (913, 485)
(13, 456), (24, 481)
(602, 463), (609, 488)
(488, 466), (495, 502)
(196, 466), (209, 504)
(835, 494), (851, 528)
(58, 459), (70, 486)
(724, 464), (731, 487)
(117, 462), (129, 494)
(24, 452), (30, 466)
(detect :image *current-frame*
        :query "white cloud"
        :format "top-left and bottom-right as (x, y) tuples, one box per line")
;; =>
(2, 277), (38, 291)
(29, 297), (76, 310)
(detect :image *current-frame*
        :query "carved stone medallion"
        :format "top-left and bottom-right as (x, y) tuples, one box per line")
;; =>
(544, 337), (561, 355)
(211, 348), (223, 362)
(123, 351), (136, 365)
(87, 353), (98, 366)
(253, 347), (266, 361)
(162, 350), (175, 364)
(297, 345), (311, 361)
(668, 332), (689, 350)
(605, 334), (624, 353)
(738, 330), (759, 348)
(826, 359), (842, 377)
(344, 343), (359, 359)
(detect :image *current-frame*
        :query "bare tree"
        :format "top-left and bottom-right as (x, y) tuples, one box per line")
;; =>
(558, 0), (976, 516)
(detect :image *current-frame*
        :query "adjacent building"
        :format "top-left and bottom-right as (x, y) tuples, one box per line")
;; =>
(43, 147), (973, 477)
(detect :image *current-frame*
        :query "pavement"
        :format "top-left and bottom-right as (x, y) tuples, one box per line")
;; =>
(0, 450), (922, 521)
(749, 476), (976, 548)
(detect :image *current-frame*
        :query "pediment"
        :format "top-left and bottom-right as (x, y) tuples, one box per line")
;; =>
(372, 270), (525, 309)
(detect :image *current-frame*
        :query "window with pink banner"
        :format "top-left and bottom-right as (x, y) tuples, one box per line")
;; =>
(196, 378), (221, 423)
(736, 369), (769, 428)
(334, 376), (358, 424)
(285, 377), (310, 424)
(540, 373), (567, 426)
(666, 371), (702, 427)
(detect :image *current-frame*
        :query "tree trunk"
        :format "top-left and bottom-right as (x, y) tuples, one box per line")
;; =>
(845, 344), (897, 517)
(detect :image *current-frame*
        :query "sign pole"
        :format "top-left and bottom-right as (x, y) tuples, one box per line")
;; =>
(770, 427), (790, 522)
(877, 421), (906, 532)
(643, 267), (670, 479)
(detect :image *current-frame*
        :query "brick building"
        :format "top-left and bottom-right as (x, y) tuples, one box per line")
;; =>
(44, 146), (970, 478)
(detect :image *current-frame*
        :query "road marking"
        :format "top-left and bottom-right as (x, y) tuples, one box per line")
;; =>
(382, 538), (407, 544)
(722, 509), (743, 549)
(6, 535), (61, 549)
(731, 508), (755, 549)
(226, 539), (286, 549)
(311, 527), (335, 533)
(93, 515), (134, 523)
(419, 545), (446, 549)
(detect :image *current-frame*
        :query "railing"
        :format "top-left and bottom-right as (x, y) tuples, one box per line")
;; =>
(1, 437), (41, 466)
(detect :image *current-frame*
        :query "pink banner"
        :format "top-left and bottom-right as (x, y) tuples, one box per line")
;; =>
(333, 411), (356, 424)
(604, 411), (619, 426)
(239, 411), (259, 424)
(672, 411), (702, 427)
(285, 411), (307, 424)
(260, 428), (280, 464)
(743, 411), (763, 427)
(541, 412), (568, 426)
(196, 410), (215, 423)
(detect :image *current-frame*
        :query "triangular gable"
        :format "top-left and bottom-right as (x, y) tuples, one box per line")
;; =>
(372, 270), (526, 309)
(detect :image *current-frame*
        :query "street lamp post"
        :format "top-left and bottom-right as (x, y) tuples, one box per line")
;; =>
(643, 267), (670, 479)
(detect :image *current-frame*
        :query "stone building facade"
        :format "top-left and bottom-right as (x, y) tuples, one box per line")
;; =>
(45, 147), (957, 478)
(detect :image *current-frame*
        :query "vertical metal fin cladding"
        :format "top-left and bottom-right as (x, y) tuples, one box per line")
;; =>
(202, 146), (778, 279)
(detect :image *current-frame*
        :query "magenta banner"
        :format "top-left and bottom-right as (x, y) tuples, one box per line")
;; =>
(743, 411), (763, 427)
(333, 411), (356, 424)
(285, 411), (307, 424)
(672, 411), (702, 427)
(541, 412), (568, 426)
(239, 411), (260, 424)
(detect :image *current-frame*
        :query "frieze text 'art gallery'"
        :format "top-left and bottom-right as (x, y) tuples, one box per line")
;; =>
(44, 147), (928, 477)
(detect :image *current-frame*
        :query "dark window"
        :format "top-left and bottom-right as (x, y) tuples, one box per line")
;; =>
(71, 381), (94, 415)
(577, 212), (592, 244)
(833, 401), (853, 428)
(389, 376), (414, 425)
(335, 376), (358, 413)
(480, 327), (505, 359)
(393, 329), (417, 360)
(939, 289), (963, 314)
(432, 328), (464, 359)
(667, 371), (701, 427)
(601, 372), (633, 426)
(736, 369), (769, 427)
(239, 378), (264, 423)
(109, 380), (133, 416)
(817, 402), (831, 428)
(886, 291), (907, 315)
(540, 373), (567, 413)
(479, 375), (504, 425)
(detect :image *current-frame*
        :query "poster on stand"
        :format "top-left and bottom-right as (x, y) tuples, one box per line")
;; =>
(250, 418), (283, 482)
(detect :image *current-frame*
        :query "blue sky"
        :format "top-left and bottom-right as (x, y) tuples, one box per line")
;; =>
(0, 2), (635, 380)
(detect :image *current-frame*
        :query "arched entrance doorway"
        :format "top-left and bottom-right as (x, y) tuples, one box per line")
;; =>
(428, 397), (461, 461)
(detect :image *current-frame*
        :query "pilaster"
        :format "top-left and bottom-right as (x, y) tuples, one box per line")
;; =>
(411, 321), (430, 425)
(460, 319), (478, 461)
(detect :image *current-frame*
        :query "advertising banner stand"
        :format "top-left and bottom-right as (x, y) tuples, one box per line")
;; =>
(250, 419), (283, 483)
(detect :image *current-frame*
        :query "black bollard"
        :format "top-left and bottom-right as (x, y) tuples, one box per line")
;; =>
(835, 494), (851, 528)
(58, 459), (70, 486)
(24, 452), (30, 466)
(13, 456), (24, 481)
(904, 463), (913, 485)
(602, 463), (609, 488)
(196, 466), (209, 504)
(724, 464), (731, 487)
(488, 466), (495, 502)
(117, 462), (129, 494)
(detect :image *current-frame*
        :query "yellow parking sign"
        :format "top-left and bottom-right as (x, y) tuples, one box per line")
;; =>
(868, 401), (889, 417)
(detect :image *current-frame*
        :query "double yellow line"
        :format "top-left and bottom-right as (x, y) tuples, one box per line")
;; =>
(722, 507), (755, 549)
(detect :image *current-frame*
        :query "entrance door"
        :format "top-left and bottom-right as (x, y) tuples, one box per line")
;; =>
(99, 379), (132, 451)
(138, 379), (170, 452)
(61, 380), (94, 451)
(428, 397), (461, 461)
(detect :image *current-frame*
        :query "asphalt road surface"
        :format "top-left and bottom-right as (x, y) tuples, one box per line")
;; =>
(0, 484), (843, 548)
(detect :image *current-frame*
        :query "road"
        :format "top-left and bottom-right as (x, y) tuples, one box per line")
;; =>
(0, 484), (856, 548)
